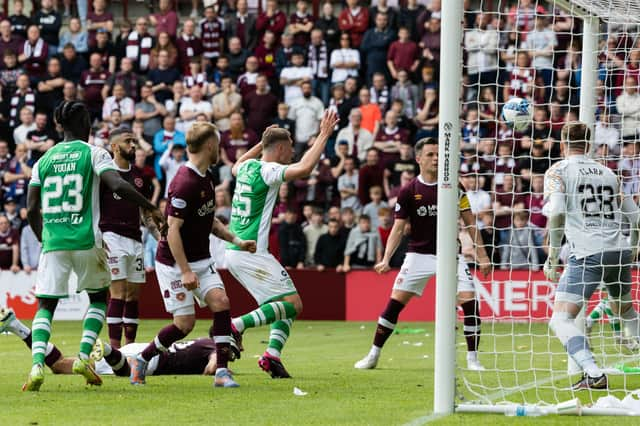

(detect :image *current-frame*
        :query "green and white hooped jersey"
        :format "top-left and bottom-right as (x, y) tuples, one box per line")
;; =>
(228, 159), (287, 252)
(29, 140), (114, 253)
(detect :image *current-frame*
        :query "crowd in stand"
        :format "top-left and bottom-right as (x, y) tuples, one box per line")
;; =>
(0, 0), (638, 274)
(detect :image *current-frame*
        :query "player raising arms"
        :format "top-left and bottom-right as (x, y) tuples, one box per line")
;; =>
(128, 122), (256, 388)
(354, 137), (491, 371)
(24, 101), (164, 391)
(544, 122), (640, 390)
(226, 110), (339, 378)
(102, 128), (161, 349)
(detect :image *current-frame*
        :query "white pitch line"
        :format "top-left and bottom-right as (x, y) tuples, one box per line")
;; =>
(402, 412), (446, 426)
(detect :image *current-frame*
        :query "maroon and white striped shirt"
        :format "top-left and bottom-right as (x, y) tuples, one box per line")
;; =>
(199, 17), (224, 59)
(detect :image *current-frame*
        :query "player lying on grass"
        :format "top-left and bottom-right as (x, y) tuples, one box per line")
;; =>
(354, 137), (491, 371)
(225, 110), (339, 379)
(24, 101), (165, 391)
(0, 308), (219, 376)
(544, 121), (640, 390)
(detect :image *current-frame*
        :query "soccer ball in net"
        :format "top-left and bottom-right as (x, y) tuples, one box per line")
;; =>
(501, 97), (532, 132)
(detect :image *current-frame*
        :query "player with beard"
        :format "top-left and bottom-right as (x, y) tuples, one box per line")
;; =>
(101, 128), (162, 349)
(128, 122), (256, 388)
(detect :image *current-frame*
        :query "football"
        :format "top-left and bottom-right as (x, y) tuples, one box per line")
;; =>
(501, 97), (532, 132)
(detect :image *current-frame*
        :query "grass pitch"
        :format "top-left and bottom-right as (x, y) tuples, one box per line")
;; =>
(0, 320), (636, 425)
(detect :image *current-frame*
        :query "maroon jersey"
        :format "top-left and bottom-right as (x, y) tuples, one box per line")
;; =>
(154, 339), (215, 375)
(220, 128), (259, 163)
(508, 67), (534, 99)
(0, 228), (18, 269)
(100, 164), (150, 242)
(199, 17), (224, 59)
(87, 10), (113, 46)
(156, 163), (215, 265)
(289, 12), (314, 47)
(374, 127), (409, 165)
(80, 69), (110, 112)
(176, 35), (203, 75)
(492, 191), (525, 229)
(394, 177), (471, 255)
(525, 193), (546, 228)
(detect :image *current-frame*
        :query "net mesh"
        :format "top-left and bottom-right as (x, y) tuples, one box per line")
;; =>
(455, 0), (640, 410)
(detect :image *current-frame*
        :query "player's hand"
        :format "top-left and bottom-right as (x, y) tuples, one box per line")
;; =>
(374, 261), (391, 274)
(319, 109), (339, 137)
(149, 207), (167, 236)
(477, 256), (491, 277)
(238, 239), (257, 253)
(342, 264), (351, 273)
(24, 265), (32, 274)
(10, 264), (20, 273)
(543, 257), (561, 283)
(182, 270), (200, 291)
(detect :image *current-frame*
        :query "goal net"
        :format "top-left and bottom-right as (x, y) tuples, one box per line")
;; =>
(452, 0), (640, 415)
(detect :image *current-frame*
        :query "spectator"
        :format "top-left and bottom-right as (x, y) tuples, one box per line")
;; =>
(102, 57), (145, 101)
(274, 103), (296, 140)
(114, 19), (133, 62)
(18, 25), (48, 79)
(2, 197), (21, 229)
(219, 111), (258, 165)
(8, 74), (34, 129)
(420, 11), (441, 67)
(237, 55), (259, 96)
(314, 218), (344, 270)
(225, 0), (257, 51)
(329, 83), (353, 134)
(36, 57), (65, 118)
(374, 109), (409, 165)
(153, 115), (185, 179)
(254, 30), (277, 84)
(358, 88), (382, 137)
(314, 2), (340, 51)
(0, 214), (19, 271)
(492, 173), (525, 252)
(60, 17), (89, 54)
(461, 172), (491, 227)
(12, 107), (35, 146)
(61, 80), (78, 104)
(0, 19), (23, 55)
(24, 112), (56, 162)
(502, 210), (539, 271)
(278, 208), (306, 269)
(464, 13), (499, 99)
(134, 147), (161, 206)
(415, 87), (439, 139)
(159, 142), (186, 197)
(391, 70), (420, 119)
(342, 214), (382, 271)
(525, 173), (547, 263)
(182, 59), (208, 95)
(207, 55), (230, 87)
(78, 53), (109, 122)
(9, 1), (29, 39)
(147, 49), (180, 105)
(387, 27), (420, 80)
(377, 206), (393, 248)
(337, 155), (361, 212)
(199, 5), (225, 63)
(179, 85), (213, 130)
(308, 29), (330, 105)
(384, 141), (417, 194)
(34, 0), (62, 56)
(330, 32), (360, 85)
(369, 0), (398, 31)
(210, 75), (240, 131)
(461, 108), (486, 149)
(87, 0), (113, 47)
(0, 140), (9, 173)
(227, 37), (249, 81)
(273, 32), (296, 79)
(339, 206), (356, 241)
(102, 83), (135, 126)
(135, 83), (167, 142)
(280, 51), (313, 104)
(360, 13), (395, 84)
(521, 15), (556, 95)
(398, 0), (425, 43)
(303, 207), (328, 266)
(243, 74), (278, 135)
(256, 0), (287, 41)
(288, 81), (324, 159)
(3, 144), (31, 208)
(370, 73), (391, 115)
(362, 185), (389, 229)
(338, 0), (369, 49)
(0, 49), (22, 106)
(90, 28), (116, 73)
(59, 43), (88, 84)
(126, 17), (154, 75)
(20, 223), (40, 273)
(594, 109), (621, 153)
(616, 76), (640, 139)
(150, 0), (178, 38)
(619, 140), (640, 197)
(335, 108), (373, 162)
(289, 0), (314, 48)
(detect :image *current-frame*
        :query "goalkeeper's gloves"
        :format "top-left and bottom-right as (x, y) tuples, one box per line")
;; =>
(544, 247), (561, 283)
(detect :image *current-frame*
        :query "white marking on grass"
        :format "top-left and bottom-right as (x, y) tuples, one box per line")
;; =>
(402, 412), (447, 426)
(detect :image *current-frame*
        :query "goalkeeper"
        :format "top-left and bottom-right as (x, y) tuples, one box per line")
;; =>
(544, 122), (640, 391)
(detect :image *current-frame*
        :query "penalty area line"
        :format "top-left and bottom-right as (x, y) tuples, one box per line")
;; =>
(402, 412), (448, 426)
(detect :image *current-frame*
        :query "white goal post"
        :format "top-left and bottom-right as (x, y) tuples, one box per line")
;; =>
(435, 0), (640, 417)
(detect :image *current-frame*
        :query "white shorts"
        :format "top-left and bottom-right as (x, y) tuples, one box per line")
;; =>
(36, 247), (111, 298)
(155, 258), (225, 316)
(225, 250), (297, 305)
(103, 232), (145, 283)
(392, 253), (479, 297)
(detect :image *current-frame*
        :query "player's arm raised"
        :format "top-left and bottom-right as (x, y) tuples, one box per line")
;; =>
(374, 218), (406, 274)
(211, 217), (257, 253)
(460, 209), (491, 277)
(283, 109), (339, 182)
(166, 215), (199, 291)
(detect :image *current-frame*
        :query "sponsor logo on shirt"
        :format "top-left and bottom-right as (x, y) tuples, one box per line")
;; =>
(197, 199), (215, 217)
